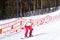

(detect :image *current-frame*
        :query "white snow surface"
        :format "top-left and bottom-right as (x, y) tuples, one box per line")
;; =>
(0, 10), (60, 40)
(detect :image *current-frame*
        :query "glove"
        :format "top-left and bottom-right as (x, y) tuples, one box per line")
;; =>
(21, 27), (24, 29)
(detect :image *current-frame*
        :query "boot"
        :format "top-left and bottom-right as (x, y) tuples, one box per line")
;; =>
(29, 34), (33, 37)
(25, 35), (27, 38)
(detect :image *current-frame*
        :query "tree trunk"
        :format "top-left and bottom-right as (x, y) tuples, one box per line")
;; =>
(34, 0), (37, 11)
(20, 0), (23, 17)
(41, 0), (44, 14)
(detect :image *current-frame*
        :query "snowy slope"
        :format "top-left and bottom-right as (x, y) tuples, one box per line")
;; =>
(0, 16), (60, 40)
(0, 10), (60, 40)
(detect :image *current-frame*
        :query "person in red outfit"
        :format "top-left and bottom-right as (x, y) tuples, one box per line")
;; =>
(24, 20), (33, 37)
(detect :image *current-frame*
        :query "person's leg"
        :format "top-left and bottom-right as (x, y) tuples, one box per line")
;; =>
(25, 27), (28, 37)
(29, 27), (33, 37)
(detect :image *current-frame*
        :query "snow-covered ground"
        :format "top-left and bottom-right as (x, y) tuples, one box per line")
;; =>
(0, 10), (60, 40)
(0, 17), (60, 40)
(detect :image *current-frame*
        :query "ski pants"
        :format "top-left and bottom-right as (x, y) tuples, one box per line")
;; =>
(25, 26), (33, 36)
